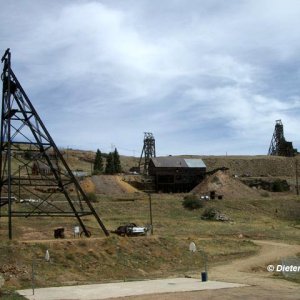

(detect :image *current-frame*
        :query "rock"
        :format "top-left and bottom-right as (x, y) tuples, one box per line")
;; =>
(201, 208), (231, 221)
(215, 213), (230, 222)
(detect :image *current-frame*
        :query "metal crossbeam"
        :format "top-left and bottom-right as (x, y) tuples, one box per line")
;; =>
(0, 49), (109, 239)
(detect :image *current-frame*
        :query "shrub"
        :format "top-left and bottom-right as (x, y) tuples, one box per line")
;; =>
(78, 240), (87, 247)
(202, 207), (220, 220)
(86, 192), (97, 202)
(260, 191), (270, 197)
(65, 253), (75, 261)
(92, 170), (102, 175)
(272, 180), (289, 192)
(182, 195), (205, 210)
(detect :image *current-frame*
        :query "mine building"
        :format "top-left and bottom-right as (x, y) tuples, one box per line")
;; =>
(148, 157), (206, 193)
(32, 161), (58, 176)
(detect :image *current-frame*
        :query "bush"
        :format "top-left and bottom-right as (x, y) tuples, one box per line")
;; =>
(260, 191), (270, 197)
(272, 180), (289, 192)
(202, 207), (220, 220)
(182, 195), (205, 210)
(92, 170), (102, 175)
(78, 240), (87, 247)
(86, 192), (97, 202)
(65, 253), (75, 261)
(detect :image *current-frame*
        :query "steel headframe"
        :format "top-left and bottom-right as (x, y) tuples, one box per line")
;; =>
(138, 132), (156, 174)
(268, 119), (297, 157)
(0, 49), (109, 239)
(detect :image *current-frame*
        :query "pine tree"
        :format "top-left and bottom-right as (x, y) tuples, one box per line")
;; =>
(105, 152), (115, 174)
(113, 148), (122, 173)
(93, 149), (103, 174)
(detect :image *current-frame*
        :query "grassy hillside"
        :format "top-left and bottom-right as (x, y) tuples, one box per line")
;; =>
(1, 149), (299, 292)
(39, 148), (300, 177)
(0, 192), (299, 290)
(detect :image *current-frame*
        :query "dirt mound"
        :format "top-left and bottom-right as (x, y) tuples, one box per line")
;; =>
(80, 177), (96, 194)
(191, 170), (260, 199)
(91, 175), (140, 195)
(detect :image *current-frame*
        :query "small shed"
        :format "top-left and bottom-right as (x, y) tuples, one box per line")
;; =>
(32, 161), (58, 176)
(149, 157), (206, 193)
(72, 170), (88, 177)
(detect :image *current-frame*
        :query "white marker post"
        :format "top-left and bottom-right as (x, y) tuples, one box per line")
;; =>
(74, 225), (80, 238)
(189, 242), (208, 281)
(189, 242), (197, 253)
(45, 250), (50, 262)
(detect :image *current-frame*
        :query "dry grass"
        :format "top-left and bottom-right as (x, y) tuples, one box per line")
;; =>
(1, 150), (300, 290)
(0, 236), (258, 289)
(0, 191), (299, 290)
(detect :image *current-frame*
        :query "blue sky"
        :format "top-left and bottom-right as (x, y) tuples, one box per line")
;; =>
(1, 0), (300, 156)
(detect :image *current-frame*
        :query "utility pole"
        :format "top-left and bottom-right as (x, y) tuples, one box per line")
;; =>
(148, 193), (153, 234)
(18, 166), (21, 201)
(296, 159), (299, 196)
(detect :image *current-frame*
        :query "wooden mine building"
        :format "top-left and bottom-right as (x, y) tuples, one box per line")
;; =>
(32, 161), (58, 176)
(149, 157), (206, 193)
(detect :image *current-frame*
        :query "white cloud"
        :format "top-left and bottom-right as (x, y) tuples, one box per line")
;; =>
(1, 0), (300, 155)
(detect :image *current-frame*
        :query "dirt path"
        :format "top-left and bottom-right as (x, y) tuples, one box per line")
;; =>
(110, 240), (300, 300)
(210, 240), (299, 287)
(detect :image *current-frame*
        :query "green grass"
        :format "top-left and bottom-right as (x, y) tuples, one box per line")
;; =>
(96, 194), (300, 242)
(0, 290), (26, 299)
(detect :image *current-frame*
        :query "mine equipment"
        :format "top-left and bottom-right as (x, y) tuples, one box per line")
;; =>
(138, 132), (156, 175)
(0, 49), (109, 239)
(268, 120), (297, 157)
(54, 227), (65, 239)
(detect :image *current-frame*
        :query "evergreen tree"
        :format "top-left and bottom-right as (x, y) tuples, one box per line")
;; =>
(113, 148), (122, 173)
(93, 149), (103, 174)
(105, 152), (115, 174)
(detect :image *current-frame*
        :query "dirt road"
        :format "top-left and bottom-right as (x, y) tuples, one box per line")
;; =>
(109, 240), (300, 300)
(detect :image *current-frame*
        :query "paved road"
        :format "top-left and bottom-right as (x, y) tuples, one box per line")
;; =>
(18, 278), (246, 300)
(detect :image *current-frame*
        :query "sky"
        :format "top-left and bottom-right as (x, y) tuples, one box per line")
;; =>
(1, 0), (300, 156)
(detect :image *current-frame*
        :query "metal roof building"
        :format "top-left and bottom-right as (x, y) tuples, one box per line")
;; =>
(149, 157), (206, 193)
(150, 157), (206, 168)
(32, 161), (58, 176)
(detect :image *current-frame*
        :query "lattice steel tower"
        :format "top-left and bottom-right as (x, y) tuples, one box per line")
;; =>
(0, 49), (109, 239)
(268, 120), (297, 157)
(138, 132), (156, 174)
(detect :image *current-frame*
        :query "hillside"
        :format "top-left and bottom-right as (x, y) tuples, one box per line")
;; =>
(201, 155), (298, 177)
(60, 149), (299, 178)
(0, 192), (299, 291)
(61, 149), (138, 174)
(2, 149), (299, 293)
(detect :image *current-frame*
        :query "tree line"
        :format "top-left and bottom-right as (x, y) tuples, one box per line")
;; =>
(93, 148), (122, 174)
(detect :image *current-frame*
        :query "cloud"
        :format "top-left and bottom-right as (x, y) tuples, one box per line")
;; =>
(1, 0), (300, 155)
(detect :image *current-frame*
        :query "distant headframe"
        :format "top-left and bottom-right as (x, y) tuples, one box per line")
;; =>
(268, 120), (297, 157)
